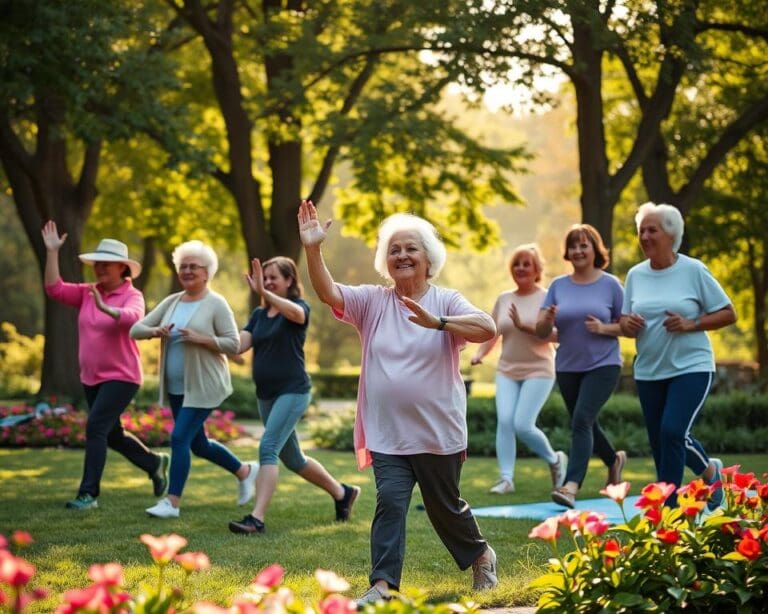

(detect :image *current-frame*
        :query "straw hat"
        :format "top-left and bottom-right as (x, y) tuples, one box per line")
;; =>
(79, 239), (142, 278)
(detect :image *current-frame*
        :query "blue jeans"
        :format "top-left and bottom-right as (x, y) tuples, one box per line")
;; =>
(167, 394), (242, 497)
(636, 372), (713, 504)
(257, 392), (310, 471)
(556, 366), (621, 486)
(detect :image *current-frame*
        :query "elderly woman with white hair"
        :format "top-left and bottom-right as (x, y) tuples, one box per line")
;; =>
(131, 240), (258, 518)
(298, 200), (499, 605)
(620, 203), (736, 508)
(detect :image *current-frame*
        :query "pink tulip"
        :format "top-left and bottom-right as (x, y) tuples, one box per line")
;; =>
(140, 534), (188, 564)
(599, 481), (630, 503)
(0, 551), (35, 586)
(253, 563), (284, 589)
(56, 584), (108, 613)
(529, 517), (561, 542)
(319, 594), (357, 614)
(583, 515), (610, 537)
(315, 569), (350, 594)
(88, 562), (124, 586)
(0, 535), (7, 550)
(175, 552), (211, 573)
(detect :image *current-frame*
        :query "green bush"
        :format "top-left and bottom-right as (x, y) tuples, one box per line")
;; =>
(310, 371), (360, 399)
(309, 392), (768, 457)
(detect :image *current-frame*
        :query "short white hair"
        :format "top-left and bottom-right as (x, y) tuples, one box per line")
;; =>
(635, 202), (685, 253)
(172, 240), (219, 280)
(373, 213), (447, 281)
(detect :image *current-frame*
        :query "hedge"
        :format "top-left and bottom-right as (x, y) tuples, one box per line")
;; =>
(308, 391), (768, 456)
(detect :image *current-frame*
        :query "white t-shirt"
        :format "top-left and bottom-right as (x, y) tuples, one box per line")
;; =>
(334, 283), (485, 468)
(622, 254), (731, 380)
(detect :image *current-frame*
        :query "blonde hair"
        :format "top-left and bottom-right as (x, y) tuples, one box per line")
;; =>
(508, 243), (545, 283)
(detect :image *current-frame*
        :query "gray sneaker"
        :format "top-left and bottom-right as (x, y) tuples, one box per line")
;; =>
(472, 545), (498, 590)
(356, 584), (392, 609)
(549, 451), (568, 489)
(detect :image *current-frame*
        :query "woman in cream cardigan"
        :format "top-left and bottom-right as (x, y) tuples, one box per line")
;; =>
(131, 240), (257, 518)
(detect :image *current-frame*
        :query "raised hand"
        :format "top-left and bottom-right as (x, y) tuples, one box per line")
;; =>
(508, 303), (522, 329)
(246, 258), (265, 295)
(400, 296), (440, 330)
(298, 199), (332, 247)
(41, 220), (67, 251)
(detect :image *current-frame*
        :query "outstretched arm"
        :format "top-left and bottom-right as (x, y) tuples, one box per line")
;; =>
(246, 258), (306, 325)
(298, 199), (344, 311)
(41, 220), (66, 286)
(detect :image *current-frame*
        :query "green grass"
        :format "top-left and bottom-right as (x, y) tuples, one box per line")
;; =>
(3, 446), (768, 612)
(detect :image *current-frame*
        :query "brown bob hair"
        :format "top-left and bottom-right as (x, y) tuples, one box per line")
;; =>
(260, 256), (304, 307)
(562, 224), (610, 270)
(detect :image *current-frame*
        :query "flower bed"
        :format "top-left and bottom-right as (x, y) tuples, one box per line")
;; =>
(0, 531), (477, 613)
(528, 466), (768, 611)
(0, 404), (246, 448)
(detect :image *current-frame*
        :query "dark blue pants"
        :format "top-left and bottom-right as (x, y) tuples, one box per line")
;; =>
(79, 381), (160, 497)
(556, 366), (621, 487)
(636, 372), (712, 504)
(167, 394), (242, 497)
(369, 452), (487, 590)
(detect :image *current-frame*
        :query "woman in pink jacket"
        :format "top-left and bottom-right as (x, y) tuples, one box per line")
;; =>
(42, 221), (169, 510)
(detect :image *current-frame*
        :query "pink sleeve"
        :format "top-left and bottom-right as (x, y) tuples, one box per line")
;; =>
(44, 278), (87, 308)
(116, 288), (145, 328)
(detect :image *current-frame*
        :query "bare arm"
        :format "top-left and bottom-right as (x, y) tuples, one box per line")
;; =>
(247, 258), (306, 324)
(663, 305), (737, 333)
(41, 220), (66, 285)
(298, 199), (344, 311)
(401, 297), (497, 343)
(585, 316), (624, 337)
(470, 335), (500, 365)
(536, 305), (557, 339)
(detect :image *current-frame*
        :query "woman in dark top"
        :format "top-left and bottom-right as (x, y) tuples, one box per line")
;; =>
(228, 256), (360, 534)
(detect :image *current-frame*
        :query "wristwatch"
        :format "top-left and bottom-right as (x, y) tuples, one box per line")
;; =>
(437, 316), (448, 331)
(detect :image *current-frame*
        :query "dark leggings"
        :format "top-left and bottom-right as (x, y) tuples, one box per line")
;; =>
(556, 366), (621, 487)
(79, 381), (161, 497)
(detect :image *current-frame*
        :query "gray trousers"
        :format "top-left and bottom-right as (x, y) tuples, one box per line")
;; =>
(370, 451), (487, 589)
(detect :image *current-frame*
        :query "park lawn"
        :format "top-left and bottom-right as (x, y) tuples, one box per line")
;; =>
(2, 446), (768, 612)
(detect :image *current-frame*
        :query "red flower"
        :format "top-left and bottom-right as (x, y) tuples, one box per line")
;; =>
(88, 562), (123, 586)
(644, 507), (662, 525)
(656, 528), (680, 545)
(636, 482), (676, 509)
(721, 464), (741, 482)
(733, 472), (758, 492)
(737, 536), (762, 561)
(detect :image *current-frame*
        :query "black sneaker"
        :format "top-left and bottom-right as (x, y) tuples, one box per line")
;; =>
(229, 514), (266, 535)
(335, 483), (361, 522)
(151, 452), (170, 497)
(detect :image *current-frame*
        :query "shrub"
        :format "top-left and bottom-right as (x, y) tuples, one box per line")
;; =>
(528, 468), (768, 612)
(0, 323), (44, 398)
(0, 404), (246, 448)
(309, 392), (768, 457)
(0, 531), (478, 613)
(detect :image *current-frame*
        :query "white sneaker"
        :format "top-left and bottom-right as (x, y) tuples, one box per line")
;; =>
(549, 451), (568, 489)
(146, 497), (179, 518)
(237, 461), (260, 505)
(489, 479), (514, 495)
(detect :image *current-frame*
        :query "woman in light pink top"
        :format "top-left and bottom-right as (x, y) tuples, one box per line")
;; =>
(471, 244), (567, 495)
(299, 200), (499, 605)
(42, 221), (168, 511)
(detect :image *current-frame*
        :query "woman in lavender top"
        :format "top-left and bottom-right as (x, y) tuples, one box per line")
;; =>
(536, 224), (626, 509)
(298, 199), (498, 605)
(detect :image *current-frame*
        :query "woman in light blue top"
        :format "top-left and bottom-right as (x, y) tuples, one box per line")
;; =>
(620, 203), (736, 508)
(536, 224), (626, 509)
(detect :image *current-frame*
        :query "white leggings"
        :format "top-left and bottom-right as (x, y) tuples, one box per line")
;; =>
(494, 374), (557, 482)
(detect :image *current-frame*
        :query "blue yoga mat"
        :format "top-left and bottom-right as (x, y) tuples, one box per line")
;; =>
(473, 495), (642, 525)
